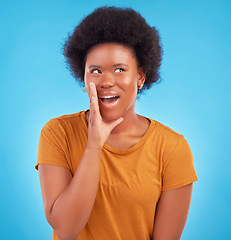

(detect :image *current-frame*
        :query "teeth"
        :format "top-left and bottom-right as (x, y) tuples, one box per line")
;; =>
(101, 96), (117, 99)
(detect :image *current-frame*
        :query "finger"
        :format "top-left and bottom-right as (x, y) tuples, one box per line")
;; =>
(90, 82), (98, 99)
(89, 83), (100, 122)
(90, 83), (100, 112)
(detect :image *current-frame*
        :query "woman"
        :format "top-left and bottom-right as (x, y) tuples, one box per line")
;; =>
(36, 6), (198, 240)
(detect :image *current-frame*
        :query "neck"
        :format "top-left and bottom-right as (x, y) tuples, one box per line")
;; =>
(109, 111), (140, 135)
(85, 107), (143, 135)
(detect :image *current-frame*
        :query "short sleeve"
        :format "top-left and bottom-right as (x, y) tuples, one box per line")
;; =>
(35, 119), (70, 170)
(162, 136), (198, 191)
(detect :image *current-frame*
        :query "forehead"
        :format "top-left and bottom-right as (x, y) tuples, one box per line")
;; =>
(85, 43), (137, 66)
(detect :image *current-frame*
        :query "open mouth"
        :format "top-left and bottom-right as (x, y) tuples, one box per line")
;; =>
(100, 96), (119, 104)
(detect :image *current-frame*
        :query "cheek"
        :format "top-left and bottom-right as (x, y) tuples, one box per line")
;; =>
(119, 73), (138, 92)
(84, 73), (93, 97)
(84, 73), (100, 91)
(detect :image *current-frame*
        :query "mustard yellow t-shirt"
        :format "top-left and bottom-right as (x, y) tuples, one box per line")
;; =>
(35, 110), (198, 240)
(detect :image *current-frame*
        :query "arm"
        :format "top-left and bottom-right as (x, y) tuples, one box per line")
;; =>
(38, 83), (123, 240)
(38, 148), (101, 240)
(152, 183), (193, 240)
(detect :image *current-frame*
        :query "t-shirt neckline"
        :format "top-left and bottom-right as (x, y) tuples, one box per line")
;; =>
(80, 110), (156, 155)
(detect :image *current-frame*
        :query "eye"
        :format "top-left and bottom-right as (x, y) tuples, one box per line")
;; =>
(91, 69), (101, 74)
(114, 68), (125, 73)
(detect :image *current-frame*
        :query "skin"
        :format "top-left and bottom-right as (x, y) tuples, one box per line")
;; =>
(38, 43), (193, 240)
(84, 43), (148, 148)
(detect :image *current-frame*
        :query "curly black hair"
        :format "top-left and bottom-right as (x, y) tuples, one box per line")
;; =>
(63, 6), (163, 93)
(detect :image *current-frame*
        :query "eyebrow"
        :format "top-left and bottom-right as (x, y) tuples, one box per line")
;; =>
(88, 63), (128, 69)
(89, 65), (101, 69)
(113, 63), (128, 67)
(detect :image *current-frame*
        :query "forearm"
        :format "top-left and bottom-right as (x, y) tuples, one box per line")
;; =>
(152, 184), (193, 240)
(46, 147), (102, 240)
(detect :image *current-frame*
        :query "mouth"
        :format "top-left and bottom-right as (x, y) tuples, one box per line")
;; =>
(100, 96), (119, 103)
(99, 96), (120, 107)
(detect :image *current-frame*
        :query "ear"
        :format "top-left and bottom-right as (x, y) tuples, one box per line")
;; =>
(137, 67), (146, 90)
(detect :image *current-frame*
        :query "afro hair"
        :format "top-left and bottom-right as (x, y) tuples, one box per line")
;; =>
(63, 6), (163, 93)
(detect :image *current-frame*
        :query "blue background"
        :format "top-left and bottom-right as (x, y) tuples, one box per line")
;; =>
(1, 0), (230, 239)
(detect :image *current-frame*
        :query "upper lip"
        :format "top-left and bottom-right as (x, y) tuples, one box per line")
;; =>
(98, 91), (120, 98)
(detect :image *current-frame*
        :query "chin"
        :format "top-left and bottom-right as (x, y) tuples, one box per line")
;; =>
(100, 109), (122, 122)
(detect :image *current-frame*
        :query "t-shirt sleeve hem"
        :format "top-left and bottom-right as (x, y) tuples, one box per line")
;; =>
(35, 159), (70, 170)
(162, 176), (198, 191)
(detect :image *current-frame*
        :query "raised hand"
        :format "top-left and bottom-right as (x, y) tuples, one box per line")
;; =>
(86, 83), (123, 150)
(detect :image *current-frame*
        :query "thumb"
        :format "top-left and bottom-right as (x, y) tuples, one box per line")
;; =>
(108, 117), (124, 130)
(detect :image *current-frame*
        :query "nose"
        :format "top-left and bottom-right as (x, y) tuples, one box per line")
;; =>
(99, 73), (115, 88)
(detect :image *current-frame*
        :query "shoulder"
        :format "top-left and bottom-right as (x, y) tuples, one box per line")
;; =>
(42, 111), (87, 131)
(149, 118), (183, 142)
(147, 118), (191, 158)
(40, 111), (88, 141)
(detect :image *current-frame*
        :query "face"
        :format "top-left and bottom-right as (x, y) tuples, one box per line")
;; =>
(84, 43), (145, 121)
